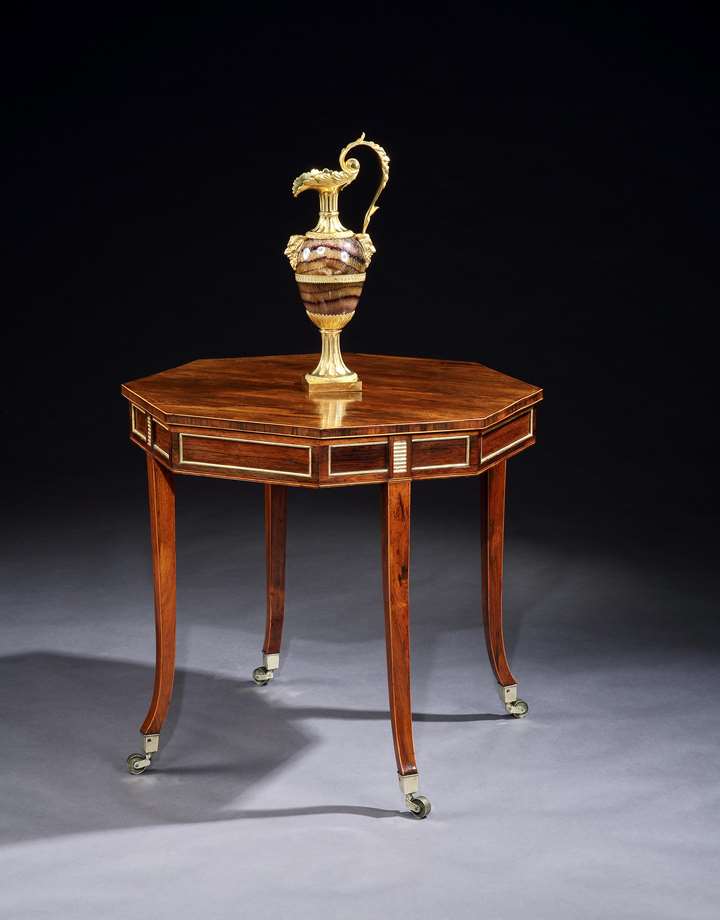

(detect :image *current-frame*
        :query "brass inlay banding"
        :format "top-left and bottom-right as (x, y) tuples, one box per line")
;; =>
(178, 433), (313, 478)
(132, 403), (170, 460)
(147, 415), (170, 459)
(480, 411), (534, 463)
(123, 382), (542, 440)
(131, 405), (147, 441)
(328, 441), (389, 477)
(412, 434), (471, 470)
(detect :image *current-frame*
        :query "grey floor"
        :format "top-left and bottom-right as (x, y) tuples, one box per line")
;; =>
(1, 474), (718, 919)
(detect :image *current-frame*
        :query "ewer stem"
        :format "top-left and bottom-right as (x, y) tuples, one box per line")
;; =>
(304, 311), (360, 389)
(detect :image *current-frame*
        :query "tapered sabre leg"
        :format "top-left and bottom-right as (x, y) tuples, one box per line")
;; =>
(480, 461), (528, 718)
(127, 455), (176, 774)
(252, 485), (287, 686)
(381, 481), (431, 818)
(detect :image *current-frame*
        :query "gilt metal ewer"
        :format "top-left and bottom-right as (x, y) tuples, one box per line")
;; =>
(285, 134), (390, 391)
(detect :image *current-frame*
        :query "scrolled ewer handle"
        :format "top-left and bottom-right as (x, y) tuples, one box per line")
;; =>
(338, 133), (390, 236)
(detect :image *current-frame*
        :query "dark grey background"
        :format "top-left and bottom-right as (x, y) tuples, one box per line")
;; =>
(2, 4), (718, 918)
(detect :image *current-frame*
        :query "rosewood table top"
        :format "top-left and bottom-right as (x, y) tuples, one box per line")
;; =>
(122, 354), (542, 488)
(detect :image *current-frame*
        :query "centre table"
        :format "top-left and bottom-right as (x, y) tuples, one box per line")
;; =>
(121, 353), (543, 818)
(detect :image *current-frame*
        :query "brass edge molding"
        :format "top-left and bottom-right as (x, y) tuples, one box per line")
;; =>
(411, 434), (471, 470)
(470, 396), (542, 432)
(480, 403), (538, 433)
(312, 425), (474, 439)
(122, 389), (168, 422)
(122, 388), (542, 438)
(123, 387), (539, 438)
(479, 410), (534, 463)
(152, 416), (170, 458)
(294, 272), (366, 284)
(158, 420), (483, 439)
(328, 441), (389, 476)
(178, 433), (313, 478)
(167, 416), (532, 439)
(130, 405), (147, 441)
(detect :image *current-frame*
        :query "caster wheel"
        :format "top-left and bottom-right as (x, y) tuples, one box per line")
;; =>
(127, 753), (148, 775)
(506, 699), (529, 718)
(252, 666), (273, 685)
(406, 794), (431, 819)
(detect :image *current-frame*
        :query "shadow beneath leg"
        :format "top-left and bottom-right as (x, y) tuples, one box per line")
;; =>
(0, 652), (312, 844)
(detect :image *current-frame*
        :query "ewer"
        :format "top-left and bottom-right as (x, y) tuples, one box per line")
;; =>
(284, 133), (390, 391)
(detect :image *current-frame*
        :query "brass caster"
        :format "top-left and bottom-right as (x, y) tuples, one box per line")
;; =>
(406, 793), (432, 819)
(127, 753), (150, 775)
(126, 733), (159, 774)
(506, 699), (529, 718)
(499, 685), (528, 718)
(252, 653), (279, 685)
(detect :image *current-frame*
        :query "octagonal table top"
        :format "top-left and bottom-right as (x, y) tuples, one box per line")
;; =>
(121, 354), (542, 439)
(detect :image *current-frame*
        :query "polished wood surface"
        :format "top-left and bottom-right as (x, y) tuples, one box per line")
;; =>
(480, 409), (533, 463)
(153, 420), (172, 458)
(124, 356), (541, 489)
(122, 354), (542, 438)
(480, 461), (516, 687)
(179, 432), (313, 478)
(263, 485), (287, 657)
(411, 433), (470, 470)
(381, 480), (417, 778)
(328, 441), (389, 476)
(125, 354), (538, 803)
(140, 455), (177, 735)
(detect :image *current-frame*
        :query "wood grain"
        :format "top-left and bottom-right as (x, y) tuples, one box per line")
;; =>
(480, 410), (533, 462)
(178, 432), (312, 477)
(121, 353), (538, 788)
(411, 434), (471, 471)
(140, 455), (177, 735)
(381, 480), (417, 777)
(480, 461), (516, 687)
(130, 404), (148, 441)
(153, 420), (172, 458)
(328, 441), (389, 475)
(263, 485), (287, 656)
(122, 354), (542, 439)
